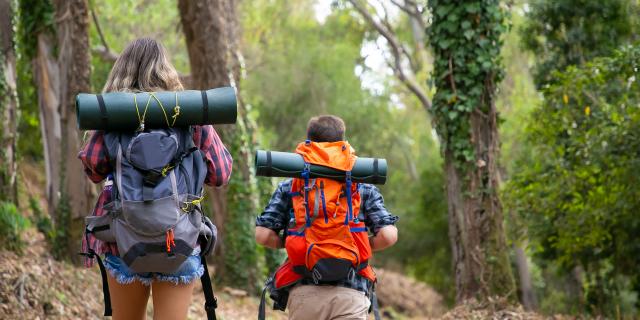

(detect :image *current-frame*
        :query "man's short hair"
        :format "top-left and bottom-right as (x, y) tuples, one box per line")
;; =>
(307, 115), (346, 142)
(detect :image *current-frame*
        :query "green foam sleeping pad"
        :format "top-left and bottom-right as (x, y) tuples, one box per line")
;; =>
(255, 150), (387, 184)
(76, 87), (237, 130)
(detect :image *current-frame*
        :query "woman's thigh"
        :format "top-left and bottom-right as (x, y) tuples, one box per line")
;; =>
(107, 273), (151, 320)
(151, 280), (196, 320)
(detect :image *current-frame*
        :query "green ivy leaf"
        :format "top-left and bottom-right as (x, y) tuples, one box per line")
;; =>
(464, 29), (475, 40)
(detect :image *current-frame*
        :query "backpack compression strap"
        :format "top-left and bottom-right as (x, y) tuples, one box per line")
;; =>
(200, 257), (218, 320)
(371, 288), (381, 320)
(258, 285), (268, 320)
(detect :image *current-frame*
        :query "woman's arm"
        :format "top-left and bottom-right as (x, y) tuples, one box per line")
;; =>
(77, 131), (112, 183)
(194, 125), (233, 187)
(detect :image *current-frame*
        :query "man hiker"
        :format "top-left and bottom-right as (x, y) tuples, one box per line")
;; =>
(255, 115), (399, 320)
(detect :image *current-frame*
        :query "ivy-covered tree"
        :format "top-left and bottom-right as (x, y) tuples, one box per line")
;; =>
(428, 0), (515, 302)
(0, 0), (19, 203)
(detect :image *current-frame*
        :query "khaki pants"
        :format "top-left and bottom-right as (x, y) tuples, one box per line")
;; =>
(287, 285), (371, 320)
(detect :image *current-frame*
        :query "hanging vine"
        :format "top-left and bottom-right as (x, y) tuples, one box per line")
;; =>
(427, 0), (508, 173)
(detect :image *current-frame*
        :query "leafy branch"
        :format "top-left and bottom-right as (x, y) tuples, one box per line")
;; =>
(347, 0), (432, 111)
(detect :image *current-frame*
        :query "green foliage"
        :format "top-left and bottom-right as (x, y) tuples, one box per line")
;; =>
(28, 196), (54, 242)
(379, 153), (452, 303)
(93, 0), (189, 72)
(15, 0), (46, 161)
(50, 193), (71, 259)
(521, 0), (639, 87)
(16, 0), (54, 59)
(88, 0), (191, 91)
(242, 1), (374, 151)
(504, 43), (640, 315)
(219, 117), (262, 292)
(0, 201), (31, 253)
(15, 56), (43, 160)
(427, 0), (508, 171)
(243, 0), (450, 296)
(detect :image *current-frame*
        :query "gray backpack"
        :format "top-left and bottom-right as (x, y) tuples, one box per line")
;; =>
(83, 127), (219, 318)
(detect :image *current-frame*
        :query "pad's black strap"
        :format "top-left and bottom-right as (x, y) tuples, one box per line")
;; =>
(266, 151), (273, 176)
(201, 258), (218, 320)
(372, 158), (379, 184)
(97, 94), (108, 129)
(201, 91), (209, 124)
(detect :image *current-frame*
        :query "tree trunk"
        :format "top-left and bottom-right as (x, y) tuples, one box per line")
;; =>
(31, 0), (93, 260)
(429, 0), (515, 303)
(0, 0), (19, 203)
(179, 0), (260, 291)
(444, 80), (515, 303)
(34, 33), (61, 217)
(514, 243), (537, 310)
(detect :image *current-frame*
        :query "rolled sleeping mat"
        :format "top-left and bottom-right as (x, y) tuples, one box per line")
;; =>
(76, 86), (237, 130)
(255, 150), (387, 185)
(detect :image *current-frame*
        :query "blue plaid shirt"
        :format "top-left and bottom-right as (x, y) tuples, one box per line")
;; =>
(256, 179), (399, 293)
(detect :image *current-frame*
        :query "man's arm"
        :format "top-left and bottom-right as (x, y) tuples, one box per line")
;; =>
(369, 225), (398, 251)
(362, 184), (399, 252)
(255, 226), (284, 249)
(255, 180), (292, 249)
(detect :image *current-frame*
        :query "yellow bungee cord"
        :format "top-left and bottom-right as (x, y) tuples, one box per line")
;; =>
(133, 93), (152, 131)
(148, 92), (181, 127)
(181, 194), (205, 212)
(172, 92), (181, 126)
(133, 92), (184, 176)
(134, 91), (182, 130)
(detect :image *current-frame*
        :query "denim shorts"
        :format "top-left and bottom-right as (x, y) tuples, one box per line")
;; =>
(104, 248), (204, 286)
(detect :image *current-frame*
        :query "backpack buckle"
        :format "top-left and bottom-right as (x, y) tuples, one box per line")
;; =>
(347, 268), (356, 282)
(205, 298), (218, 311)
(312, 268), (322, 284)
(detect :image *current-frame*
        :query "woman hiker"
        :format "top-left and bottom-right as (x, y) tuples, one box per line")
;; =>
(78, 38), (232, 320)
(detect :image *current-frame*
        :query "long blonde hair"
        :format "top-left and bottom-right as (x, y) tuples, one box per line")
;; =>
(103, 38), (183, 93)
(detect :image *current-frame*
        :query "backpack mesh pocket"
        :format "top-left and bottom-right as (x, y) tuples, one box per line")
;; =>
(114, 211), (200, 274)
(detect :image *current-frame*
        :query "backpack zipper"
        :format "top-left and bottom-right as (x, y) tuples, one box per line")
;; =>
(320, 181), (328, 223)
(166, 228), (176, 253)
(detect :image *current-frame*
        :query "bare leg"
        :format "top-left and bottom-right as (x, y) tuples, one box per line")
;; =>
(151, 280), (196, 320)
(107, 273), (151, 320)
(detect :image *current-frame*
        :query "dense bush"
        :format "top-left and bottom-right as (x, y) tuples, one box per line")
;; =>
(0, 201), (31, 253)
(504, 44), (640, 315)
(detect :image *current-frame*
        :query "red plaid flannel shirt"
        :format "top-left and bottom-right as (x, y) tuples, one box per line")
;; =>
(78, 125), (232, 267)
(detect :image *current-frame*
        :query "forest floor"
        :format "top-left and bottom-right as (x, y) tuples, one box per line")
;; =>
(0, 229), (441, 320)
(0, 228), (576, 320)
(0, 163), (571, 319)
